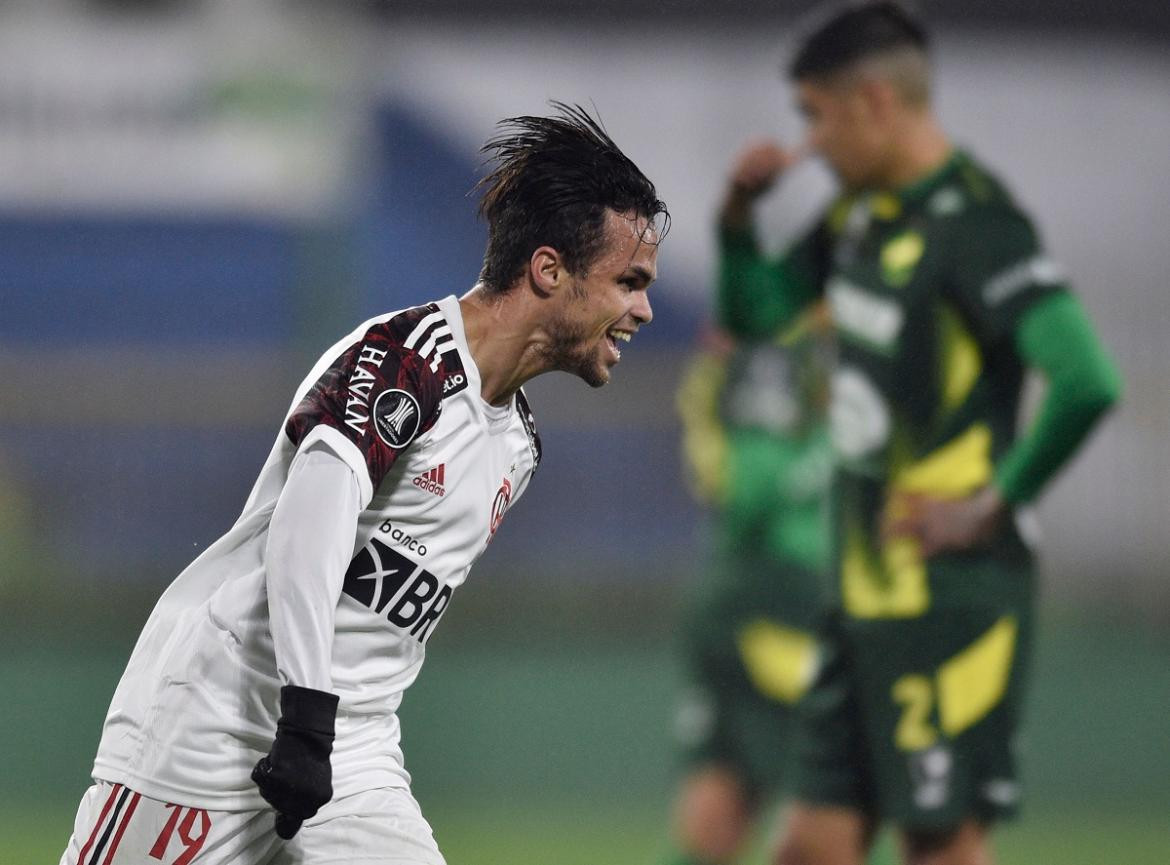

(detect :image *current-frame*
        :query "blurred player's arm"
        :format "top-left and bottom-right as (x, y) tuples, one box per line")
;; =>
(959, 211), (1122, 509)
(995, 292), (1122, 504)
(716, 140), (825, 339)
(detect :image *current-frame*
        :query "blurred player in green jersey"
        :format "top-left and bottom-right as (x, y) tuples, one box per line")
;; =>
(716, 3), (1121, 864)
(666, 308), (833, 865)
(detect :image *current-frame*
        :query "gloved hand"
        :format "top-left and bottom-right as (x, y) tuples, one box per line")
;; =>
(251, 685), (340, 840)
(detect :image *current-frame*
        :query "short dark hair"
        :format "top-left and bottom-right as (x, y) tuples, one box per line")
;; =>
(789, 1), (928, 80)
(474, 102), (668, 294)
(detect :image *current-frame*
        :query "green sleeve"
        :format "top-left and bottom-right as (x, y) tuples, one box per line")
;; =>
(994, 293), (1122, 504)
(716, 222), (825, 340)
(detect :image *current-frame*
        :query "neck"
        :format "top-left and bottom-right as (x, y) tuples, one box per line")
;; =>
(458, 283), (553, 407)
(881, 109), (952, 190)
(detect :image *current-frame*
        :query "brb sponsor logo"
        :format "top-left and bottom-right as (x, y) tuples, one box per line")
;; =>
(343, 539), (450, 643)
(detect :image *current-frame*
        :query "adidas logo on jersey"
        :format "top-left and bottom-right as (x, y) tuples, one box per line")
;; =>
(413, 464), (446, 497)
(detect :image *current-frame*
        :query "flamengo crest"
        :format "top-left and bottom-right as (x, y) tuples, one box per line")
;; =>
(488, 477), (512, 539)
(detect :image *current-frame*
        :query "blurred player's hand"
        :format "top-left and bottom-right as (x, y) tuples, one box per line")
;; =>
(720, 139), (805, 231)
(251, 685), (339, 840)
(882, 486), (1006, 558)
(730, 139), (803, 195)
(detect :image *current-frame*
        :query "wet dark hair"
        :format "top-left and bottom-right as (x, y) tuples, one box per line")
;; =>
(789, 1), (928, 80)
(474, 101), (669, 294)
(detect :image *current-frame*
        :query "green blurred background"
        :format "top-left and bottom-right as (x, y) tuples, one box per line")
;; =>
(2, 1), (1168, 863)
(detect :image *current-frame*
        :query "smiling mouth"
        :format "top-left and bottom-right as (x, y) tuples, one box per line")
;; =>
(606, 328), (632, 360)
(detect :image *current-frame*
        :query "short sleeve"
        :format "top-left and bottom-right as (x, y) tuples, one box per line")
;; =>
(285, 329), (444, 494)
(945, 204), (1069, 343)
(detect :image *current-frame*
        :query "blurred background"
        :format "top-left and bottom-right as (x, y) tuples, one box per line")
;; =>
(1, 1), (1167, 863)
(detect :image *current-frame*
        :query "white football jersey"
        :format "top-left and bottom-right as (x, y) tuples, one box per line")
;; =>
(92, 295), (541, 810)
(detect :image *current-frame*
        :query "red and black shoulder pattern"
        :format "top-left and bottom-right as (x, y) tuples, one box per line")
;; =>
(286, 303), (468, 490)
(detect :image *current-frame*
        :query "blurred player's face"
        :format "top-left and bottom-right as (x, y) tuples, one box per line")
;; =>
(543, 210), (657, 387)
(797, 77), (892, 190)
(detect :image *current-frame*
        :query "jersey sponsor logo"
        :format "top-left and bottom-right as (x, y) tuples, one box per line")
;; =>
(378, 518), (428, 556)
(372, 389), (421, 448)
(404, 308), (461, 373)
(343, 344), (389, 436)
(981, 255), (1063, 306)
(343, 538), (450, 643)
(880, 230), (925, 287)
(827, 276), (905, 352)
(830, 366), (891, 461)
(412, 464), (446, 498)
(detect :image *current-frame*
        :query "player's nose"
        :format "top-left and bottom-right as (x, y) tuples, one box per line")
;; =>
(631, 292), (653, 326)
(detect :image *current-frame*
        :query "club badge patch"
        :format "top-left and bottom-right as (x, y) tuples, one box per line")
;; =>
(880, 230), (925, 287)
(373, 389), (422, 448)
(488, 477), (512, 540)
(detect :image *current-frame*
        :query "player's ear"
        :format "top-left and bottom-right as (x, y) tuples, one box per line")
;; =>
(528, 246), (567, 298)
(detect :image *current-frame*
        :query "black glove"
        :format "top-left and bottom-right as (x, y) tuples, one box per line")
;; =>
(251, 685), (340, 840)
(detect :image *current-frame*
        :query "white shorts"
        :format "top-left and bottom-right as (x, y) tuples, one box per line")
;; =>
(60, 781), (446, 865)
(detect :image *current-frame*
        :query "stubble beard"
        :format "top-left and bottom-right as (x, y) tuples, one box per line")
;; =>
(542, 310), (608, 388)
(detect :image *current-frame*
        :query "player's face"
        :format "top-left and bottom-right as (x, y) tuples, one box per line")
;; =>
(544, 210), (658, 387)
(797, 78), (889, 190)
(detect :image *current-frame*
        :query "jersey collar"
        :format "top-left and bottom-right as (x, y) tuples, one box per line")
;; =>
(896, 148), (964, 206)
(866, 149), (964, 221)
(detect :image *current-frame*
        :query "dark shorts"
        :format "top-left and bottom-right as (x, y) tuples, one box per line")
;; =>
(675, 552), (826, 799)
(793, 582), (1034, 830)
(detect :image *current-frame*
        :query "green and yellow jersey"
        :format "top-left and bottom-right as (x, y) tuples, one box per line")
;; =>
(672, 318), (832, 791)
(718, 150), (1121, 620)
(677, 313), (832, 584)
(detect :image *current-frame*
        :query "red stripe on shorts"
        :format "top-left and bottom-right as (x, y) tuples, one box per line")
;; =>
(76, 784), (122, 865)
(102, 792), (141, 865)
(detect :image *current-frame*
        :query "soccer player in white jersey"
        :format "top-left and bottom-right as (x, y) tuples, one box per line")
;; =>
(61, 103), (668, 865)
